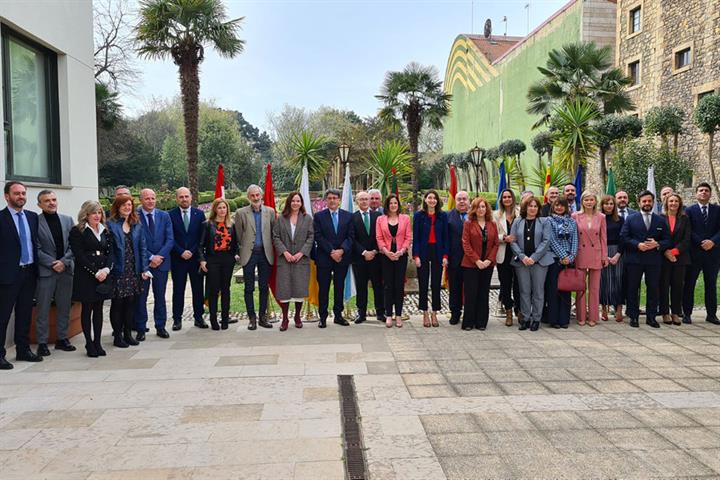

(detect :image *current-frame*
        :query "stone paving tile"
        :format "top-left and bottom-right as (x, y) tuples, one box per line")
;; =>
(453, 382), (504, 397)
(576, 409), (644, 429)
(420, 414), (479, 434)
(628, 449), (715, 477)
(631, 378), (689, 392)
(391, 457), (446, 480)
(439, 454), (514, 480)
(544, 429), (615, 451)
(524, 411), (590, 430)
(498, 382), (551, 395)
(543, 381), (598, 394)
(654, 426), (720, 449)
(599, 428), (675, 450)
(585, 379), (643, 393)
(408, 384), (457, 399)
(680, 407), (720, 426)
(687, 448), (720, 474)
(214, 354), (278, 366)
(428, 432), (495, 456)
(472, 412), (536, 431)
(629, 408), (700, 427)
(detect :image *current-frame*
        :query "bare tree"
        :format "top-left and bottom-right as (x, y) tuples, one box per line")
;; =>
(94, 0), (139, 90)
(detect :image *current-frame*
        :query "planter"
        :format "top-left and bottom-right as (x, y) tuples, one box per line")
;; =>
(29, 303), (83, 344)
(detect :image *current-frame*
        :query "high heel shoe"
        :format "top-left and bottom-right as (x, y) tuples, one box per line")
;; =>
(294, 310), (303, 329)
(422, 311), (430, 328)
(280, 318), (289, 332)
(663, 314), (672, 325)
(85, 342), (98, 358)
(431, 312), (439, 327)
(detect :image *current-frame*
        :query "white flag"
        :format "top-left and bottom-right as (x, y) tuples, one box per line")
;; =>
(300, 164), (313, 219)
(646, 166), (660, 213)
(341, 164), (356, 302)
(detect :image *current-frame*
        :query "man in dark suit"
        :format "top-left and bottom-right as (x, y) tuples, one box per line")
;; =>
(683, 182), (720, 325)
(0, 181), (43, 369)
(540, 187), (559, 217)
(615, 191), (637, 221)
(447, 190), (470, 325)
(620, 190), (671, 328)
(368, 189), (384, 214)
(35, 190), (76, 356)
(169, 187), (207, 330)
(563, 183), (578, 214)
(314, 189), (355, 328)
(135, 188), (175, 340)
(351, 191), (384, 324)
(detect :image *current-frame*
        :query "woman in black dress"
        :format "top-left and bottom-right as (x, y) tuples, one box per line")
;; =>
(69, 201), (113, 357)
(107, 195), (151, 347)
(599, 195), (625, 322)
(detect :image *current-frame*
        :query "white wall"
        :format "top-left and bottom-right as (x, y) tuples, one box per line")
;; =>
(0, 0), (98, 218)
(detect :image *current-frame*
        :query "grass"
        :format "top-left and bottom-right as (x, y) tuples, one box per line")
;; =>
(637, 276), (717, 307)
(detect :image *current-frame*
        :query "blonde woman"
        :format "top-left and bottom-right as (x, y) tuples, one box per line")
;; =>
(572, 192), (608, 326)
(494, 189), (521, 326)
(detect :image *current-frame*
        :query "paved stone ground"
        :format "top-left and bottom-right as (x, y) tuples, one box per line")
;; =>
(1, 285), (719, 479)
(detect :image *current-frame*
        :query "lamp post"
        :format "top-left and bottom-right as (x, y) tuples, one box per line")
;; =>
(338, 143), (350, 186)
(470, 144), (484, 195)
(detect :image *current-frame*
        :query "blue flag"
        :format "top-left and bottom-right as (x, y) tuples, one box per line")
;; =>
(573, 165), (583, 210)
(496, 161), (507, 210)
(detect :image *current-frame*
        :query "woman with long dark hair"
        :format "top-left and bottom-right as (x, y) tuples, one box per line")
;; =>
(494, 189), (521, 326)
(600, 195), (625, 322)
(413, 190), (449, 327)
(273, 192), (314, 331)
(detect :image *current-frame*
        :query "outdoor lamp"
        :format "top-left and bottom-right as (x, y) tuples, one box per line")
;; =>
(339, 143), (351, 164)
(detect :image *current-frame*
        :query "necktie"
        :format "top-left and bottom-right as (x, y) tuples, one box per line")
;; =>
(363, 211), (370, 234)
(644, 213), (651, 230)
(183, 210), (190, 231)
(702, 205), (708, 224)
(17, 212), (30, 264)
(147, 212), (155, 237)
(462, 213), (467, 222)
(332, 211), (338, 234)
(620, 209), (626, 219)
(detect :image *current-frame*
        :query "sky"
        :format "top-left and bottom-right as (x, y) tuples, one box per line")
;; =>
(123, 0), (569, 131)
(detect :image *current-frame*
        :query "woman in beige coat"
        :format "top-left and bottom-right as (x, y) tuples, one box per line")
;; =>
(273, 192), (315, 331)
(494, 189), (521, 326)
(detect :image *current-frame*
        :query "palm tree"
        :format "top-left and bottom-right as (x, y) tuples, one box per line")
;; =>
(95, 82), (122, 130)
(552, 98), (601, 175)
(365, 140), (412, 197)
(289, 131), (329, 188)
(694, 94), (720, 201)
(527, 42), (634, 129)
(135, 0), (244, 204)
(376, 62), (451, 208)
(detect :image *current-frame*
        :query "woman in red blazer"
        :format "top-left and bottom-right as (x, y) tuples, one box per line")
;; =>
(376, 194), (413, 328)
(572, 192), (608, 326)
(461, 198), (499, 330)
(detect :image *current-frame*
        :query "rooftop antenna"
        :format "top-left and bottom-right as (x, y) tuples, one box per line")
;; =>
(502, 16), (507, 36)
(484, 18), (492, 40)
(525, 2), (531, 35)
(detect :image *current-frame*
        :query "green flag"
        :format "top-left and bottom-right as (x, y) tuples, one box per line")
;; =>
(606, 168), (616, 196)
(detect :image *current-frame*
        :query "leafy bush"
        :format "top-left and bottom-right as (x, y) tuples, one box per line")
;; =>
(225, 199), (237, 212)
(236, 196), (250, 208)
(198, 192), (215, 204)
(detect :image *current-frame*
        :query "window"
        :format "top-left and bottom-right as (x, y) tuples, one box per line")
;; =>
(629, 7), (641, 34)
(2, 27), (60, 184)
(628, 60), (640, 86)
(675, 48), (691, 70)
(698, 90), (716, 102)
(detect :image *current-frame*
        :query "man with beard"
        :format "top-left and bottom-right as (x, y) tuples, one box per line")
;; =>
(614, 191), (637, 220)
(563, 184), (577, 214)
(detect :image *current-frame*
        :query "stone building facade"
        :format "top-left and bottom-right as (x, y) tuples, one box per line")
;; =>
(615, 0), (720, 190)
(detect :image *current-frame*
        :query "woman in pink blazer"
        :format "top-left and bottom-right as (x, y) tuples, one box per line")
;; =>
(572, 192), (608, 326)
(376, 194), (413, 327)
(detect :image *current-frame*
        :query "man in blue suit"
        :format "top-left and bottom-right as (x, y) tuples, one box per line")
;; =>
(683, 182), (720, 325)
(169, 187), (207, 331)
(135, 188), (174, 340)
(0, 181), (43, 369)
(447, 191), (469, 325)
(620, 190), (671, 328)
(314, 189), (355, 328)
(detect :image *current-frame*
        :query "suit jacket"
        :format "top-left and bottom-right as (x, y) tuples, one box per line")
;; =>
(617, 207), (637, 221)
(685, 203), (720, 264)
(461, 220), (499, 269)
(509, 217), (555, 267)
(0, 207), (39, 285)
(572, 212), (607, 270)
(619, 211), (671, 265)
(493, 207), (520, 263)
(169, 206), (205, 261)
(137, 208), (174, 272)
(376, 214), (412, 254)
(106, 219), (149, 275)
(68, 224), (113, 303)
(412, 210), (449, 261)
(540, 203), (552, 218)
(234, 205), (276, 266)
(313, 208), (354, 267)
(198, 221), (238, 262)
(37, 212), (75, 277)
(661, 214), (692, 266)
(351, 209), (381, 263)
(273, 213), (314, 263)
(447, 209), (469, 268)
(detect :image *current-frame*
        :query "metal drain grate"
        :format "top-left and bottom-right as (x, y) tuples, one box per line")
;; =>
(338, 375), (367, 480)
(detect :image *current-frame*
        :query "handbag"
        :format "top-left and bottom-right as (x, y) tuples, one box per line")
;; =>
(557, 266), (585, 292)
(95, 274), (116, 298)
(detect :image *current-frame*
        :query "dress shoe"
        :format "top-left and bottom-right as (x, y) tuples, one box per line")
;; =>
(94, 341), (107, 356)
(462, 325), (473, 331)
(85, 343), (98, 358)
(156, 328), (170, 339)
(682, 314), (692, 324)
(37, 344), (51, 357)
(449, 315), (460, 326)
(476, 326), (486, 331)
(248, 318), (257, 331)
(318, 318), (327, 328)
(377, 315), (386, 323)
(221, 319), (229, 330)
(706, 316), (720, 326)
(258, 318), (273, 329)
(334, 318), (350, 326)
(194, 319), (209, 329)
(0, 357), (13, 370)
(123, 333), (139, 346)
(210, 317), (220, 331)
(629, 318), (639, 328)
(16, 349), (43, 362)
(172, 321), (182, 331)
(136, 331), (146, 342)
(113, 336), (129, 348)
(552, 324), (561, 329)
(227, 318), (239, 324)
(55, 339), (76, 352)
(518, 320), (529, 331)
(646, 318), (660, 328)
(530, 321), (540, 332)
(354, 316), (366, 324)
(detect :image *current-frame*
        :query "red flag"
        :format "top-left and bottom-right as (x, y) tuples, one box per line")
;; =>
(391, 167), (399, 196)
(264, 164), (278, 299)
(447, 164), (457, 210)
(543, 166), (551, 203)
(214, 164), (225, 199)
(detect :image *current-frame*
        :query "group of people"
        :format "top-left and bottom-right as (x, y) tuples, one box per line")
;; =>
(1, 178), (718, 368)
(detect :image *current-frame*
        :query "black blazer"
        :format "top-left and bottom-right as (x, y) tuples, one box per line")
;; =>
(351, 209), (380, 263)
(685, 203), (720, 264)
(68, 225), (113, 303)
(447, 209), (467, 268)
(0, 207), (39, 285)
(198, 221), (238, 262)
(662, 214), (692, 266)
(620, 212), (671, 265)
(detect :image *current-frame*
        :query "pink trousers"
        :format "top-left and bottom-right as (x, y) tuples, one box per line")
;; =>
(577, 268), (601, 324)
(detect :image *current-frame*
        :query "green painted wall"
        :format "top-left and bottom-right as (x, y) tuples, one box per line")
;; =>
(443, 3), (582, 190)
